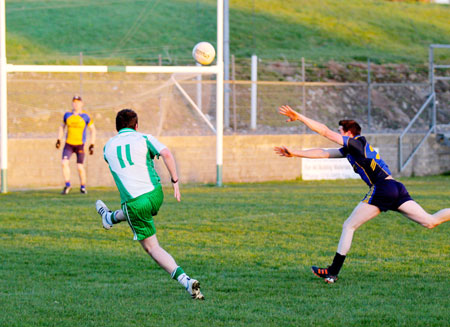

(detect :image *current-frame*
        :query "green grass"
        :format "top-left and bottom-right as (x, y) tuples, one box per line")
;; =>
(5, 0), (450, 64)
(1, 176), (449, 326)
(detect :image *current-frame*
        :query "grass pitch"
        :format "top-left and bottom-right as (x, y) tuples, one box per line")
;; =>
(1, 176), (449, 326)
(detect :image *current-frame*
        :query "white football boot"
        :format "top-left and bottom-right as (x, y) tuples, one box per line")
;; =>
(186, 278), (205, 300)
(96, 200), (112, 230)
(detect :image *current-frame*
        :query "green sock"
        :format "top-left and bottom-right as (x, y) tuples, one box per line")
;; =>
(171, 266), (185, 280)
(111, 210), (120, 224)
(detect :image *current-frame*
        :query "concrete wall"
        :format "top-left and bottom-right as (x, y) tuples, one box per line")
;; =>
(5, 134), (450, 189)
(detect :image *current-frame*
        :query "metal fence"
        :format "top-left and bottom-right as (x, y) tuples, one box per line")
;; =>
(218, 56), (449, 135)
(6, 58), (449, 139)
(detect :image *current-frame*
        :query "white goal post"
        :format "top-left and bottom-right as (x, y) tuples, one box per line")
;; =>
(0, 0), (224, 193)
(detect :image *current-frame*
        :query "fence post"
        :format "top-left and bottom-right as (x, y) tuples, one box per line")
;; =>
(196, 62), (202, 112)
(250, 54), (258, 130)
(432, 93), (436, 133)
(156, 54), (164, 137)
(302, 57), (306, 134)
(367, 59), (371, 133)
(398, 135), (402, 172)
(429, 46), (435, 133)
(79, 52), (83, 97)
(429, 46), (434, 95)
(232, 54), (237, 133)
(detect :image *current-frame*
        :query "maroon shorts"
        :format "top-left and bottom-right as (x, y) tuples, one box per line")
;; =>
(62, 143), (85, 164)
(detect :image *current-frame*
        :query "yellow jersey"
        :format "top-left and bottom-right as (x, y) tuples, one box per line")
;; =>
(63, 111), (93, 145)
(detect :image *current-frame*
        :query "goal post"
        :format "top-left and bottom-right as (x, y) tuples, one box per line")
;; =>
(1, 0), (7, 193)
(216, 0), (224, 187)
(0, 0), (224, 192)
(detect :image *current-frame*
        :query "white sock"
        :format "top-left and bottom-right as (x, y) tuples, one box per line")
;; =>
(104, 212), (113, 225)
(177, 273), (190, 289)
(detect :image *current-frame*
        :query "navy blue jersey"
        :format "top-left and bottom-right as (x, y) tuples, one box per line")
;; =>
(339, 136), (391, 187)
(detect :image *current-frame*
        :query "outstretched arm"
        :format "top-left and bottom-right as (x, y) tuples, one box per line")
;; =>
(279, 105), (344, 146)
(160, 148), (181, 202)
(274, 146), (344, 159)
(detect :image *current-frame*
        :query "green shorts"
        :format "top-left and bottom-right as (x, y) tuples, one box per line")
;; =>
(122, 186), (164, 241)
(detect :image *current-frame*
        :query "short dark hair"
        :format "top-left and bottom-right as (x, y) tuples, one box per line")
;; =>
(116, 109), (138, 132)
(339, 120), (361, 136)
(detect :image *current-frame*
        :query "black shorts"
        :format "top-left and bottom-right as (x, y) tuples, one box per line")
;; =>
(62, 143), (85, 164)
(362, 179), (413, 212)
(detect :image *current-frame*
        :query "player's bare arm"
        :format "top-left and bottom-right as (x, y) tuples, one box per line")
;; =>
(88, 123), (96, 154)
(274, 146), (343, 159)
(278, 105), (344, 146)
(160, 148), (181, 202)
(56, 123), (66, 148)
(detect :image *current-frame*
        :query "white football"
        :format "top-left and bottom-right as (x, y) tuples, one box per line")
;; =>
(192, 42), (216, 65)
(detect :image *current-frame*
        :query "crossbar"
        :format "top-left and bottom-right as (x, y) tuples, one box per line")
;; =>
(7, 64), (219, 74)
(430, 44), (450, 49)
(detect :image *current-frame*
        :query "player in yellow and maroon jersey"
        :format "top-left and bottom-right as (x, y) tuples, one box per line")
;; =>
(56, 96), (96, 194)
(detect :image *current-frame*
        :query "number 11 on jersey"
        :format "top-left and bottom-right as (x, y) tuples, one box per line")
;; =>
(117, 144), (134, 168)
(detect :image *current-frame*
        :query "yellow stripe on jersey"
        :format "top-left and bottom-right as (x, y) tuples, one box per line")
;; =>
(354, 161), (373, 186)
(363, 187), (374, 203)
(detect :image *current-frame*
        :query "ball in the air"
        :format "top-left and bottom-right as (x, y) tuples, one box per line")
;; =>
(192, 42), (216, 65)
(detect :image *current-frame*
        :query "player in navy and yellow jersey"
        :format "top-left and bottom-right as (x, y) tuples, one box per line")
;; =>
(56, 96), (96, 195)
(274, 105), (450, 283)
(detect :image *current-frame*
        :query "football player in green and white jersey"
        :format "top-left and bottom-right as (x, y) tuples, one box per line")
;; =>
(95, 109), (204, 300)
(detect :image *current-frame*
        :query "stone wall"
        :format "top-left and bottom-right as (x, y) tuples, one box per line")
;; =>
(5, 133), (449, 190)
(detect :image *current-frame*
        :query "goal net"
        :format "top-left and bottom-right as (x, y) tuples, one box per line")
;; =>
(8, 72), (217, 138)
(5, 70), (219, 189)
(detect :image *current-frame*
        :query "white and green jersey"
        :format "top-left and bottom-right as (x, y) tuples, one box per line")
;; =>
(103, 128), (167, 204)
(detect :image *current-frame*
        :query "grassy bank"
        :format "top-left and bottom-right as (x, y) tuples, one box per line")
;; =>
(5, 0), (450, 65)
